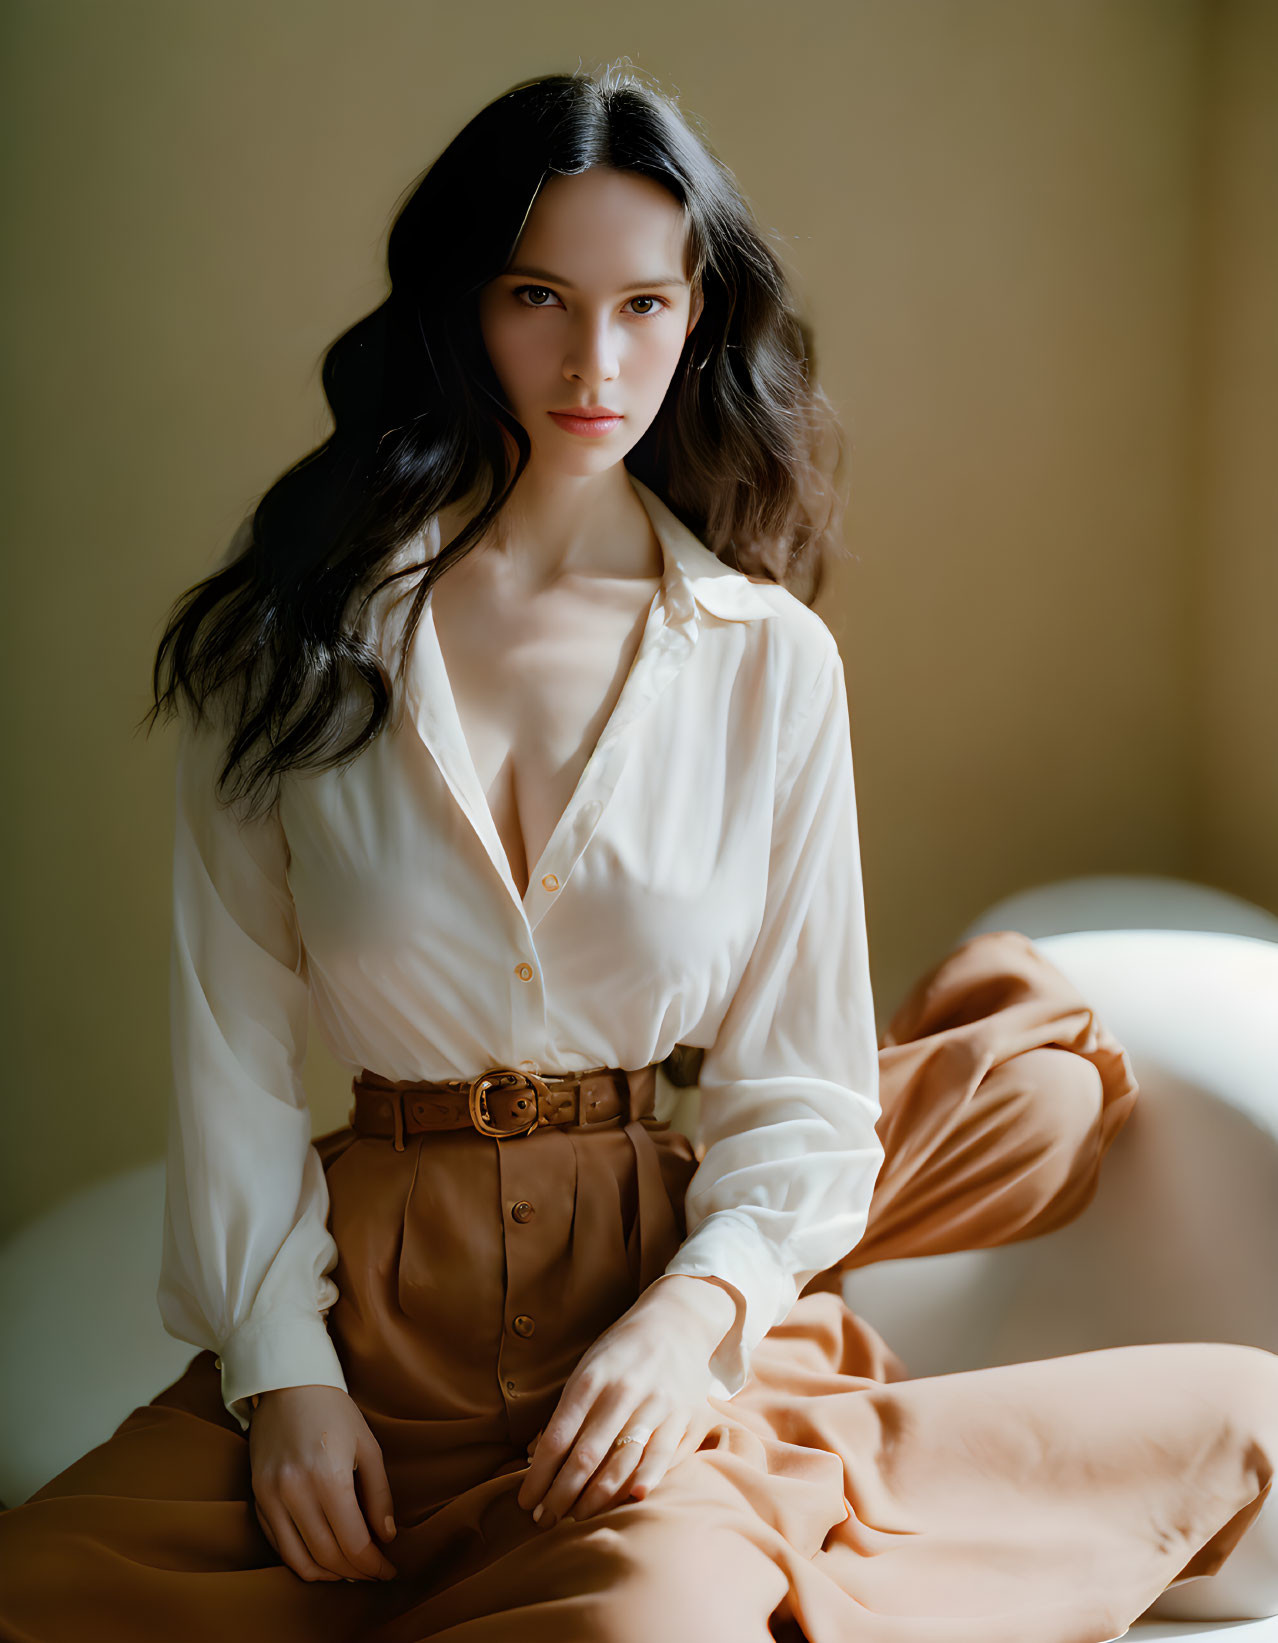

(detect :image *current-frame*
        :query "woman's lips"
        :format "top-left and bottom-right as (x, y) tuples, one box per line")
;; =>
(548, 411), (623, 437)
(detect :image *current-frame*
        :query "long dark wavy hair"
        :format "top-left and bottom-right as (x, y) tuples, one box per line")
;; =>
(144, 60), (850, 820)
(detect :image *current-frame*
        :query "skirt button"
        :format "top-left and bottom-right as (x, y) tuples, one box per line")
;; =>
(512, 1314), (536, 1337)
(512, 1201), (536, 1223)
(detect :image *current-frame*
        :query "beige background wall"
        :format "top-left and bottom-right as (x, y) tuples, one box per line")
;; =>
(3, 0), (1274, 1239)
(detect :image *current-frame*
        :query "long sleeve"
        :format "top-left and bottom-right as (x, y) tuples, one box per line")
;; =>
(158, 701), (348, 1433)
(657, 635), (884, 1401)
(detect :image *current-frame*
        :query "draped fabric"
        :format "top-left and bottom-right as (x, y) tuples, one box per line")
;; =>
(3, 930), (1275, 1642)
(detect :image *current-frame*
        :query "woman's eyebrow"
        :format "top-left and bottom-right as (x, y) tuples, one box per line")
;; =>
(503, 264), (689, 290)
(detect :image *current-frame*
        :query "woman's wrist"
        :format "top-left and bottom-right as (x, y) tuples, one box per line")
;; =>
(644, 1273), (740, 1349)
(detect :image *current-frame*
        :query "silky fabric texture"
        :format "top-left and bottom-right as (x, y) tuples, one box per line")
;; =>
(3, 930), (1276, 1643)
(162, 470), (882, 1431)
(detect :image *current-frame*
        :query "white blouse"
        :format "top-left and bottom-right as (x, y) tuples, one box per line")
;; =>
(159, 471), (883, 1433)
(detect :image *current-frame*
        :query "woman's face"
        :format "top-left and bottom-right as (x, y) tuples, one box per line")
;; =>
(477, 166), (704, 474)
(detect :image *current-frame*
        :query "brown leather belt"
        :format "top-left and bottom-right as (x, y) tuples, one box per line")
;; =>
(350, 1064), (645, 1151)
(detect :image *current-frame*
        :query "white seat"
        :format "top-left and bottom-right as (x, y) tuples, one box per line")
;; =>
(2, 872), (1275, 1638)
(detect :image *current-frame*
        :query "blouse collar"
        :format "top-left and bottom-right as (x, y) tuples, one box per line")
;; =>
(368, 468), (777, 640)
(625, 473), (776, 626)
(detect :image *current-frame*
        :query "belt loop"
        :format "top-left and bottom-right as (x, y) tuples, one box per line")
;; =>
(392, 1091), (405, 1152)
(624, 1064), (658, 1124)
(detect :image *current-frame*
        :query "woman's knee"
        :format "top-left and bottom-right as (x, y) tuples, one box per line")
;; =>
(0, 1497), (108, 1636)
(569, 1517), (787, 1643)
(983, 1046), (1106, 1234)
(1142, 1344), (1278, 1623)
(1144, 1482), (1278, 1621)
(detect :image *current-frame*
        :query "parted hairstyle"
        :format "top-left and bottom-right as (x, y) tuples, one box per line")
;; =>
(144, 59), (850, 820)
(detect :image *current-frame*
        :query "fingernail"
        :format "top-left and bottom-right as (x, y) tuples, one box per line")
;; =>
(532, 1503), (543, 1522)
(380, 1567), (396, 1581)
(383, 1515), (396, 1539)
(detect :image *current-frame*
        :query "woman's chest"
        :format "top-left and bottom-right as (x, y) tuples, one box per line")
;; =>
(428, 566), (663, 900)
(278, 628), (782, 996)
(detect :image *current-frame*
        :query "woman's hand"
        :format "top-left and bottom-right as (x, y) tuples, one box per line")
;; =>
(249, 1384), (399, 1583)
(516, 1274), (738, 1527)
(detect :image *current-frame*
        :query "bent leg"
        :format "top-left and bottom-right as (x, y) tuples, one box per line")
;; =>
(353, 1337), (1278, 1642)
(862, 1043), (1113, 1263)
(386, 1502), (792, 1643)
(1141, 1483), (1278, 1622)
(1139, 1341), (1278, 1622)
(801, 932), (1140, 1295)
(801, 1337), (1278, 1637)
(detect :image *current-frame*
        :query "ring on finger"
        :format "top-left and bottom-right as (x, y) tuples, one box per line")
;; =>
(566, 1431), (651, 1522)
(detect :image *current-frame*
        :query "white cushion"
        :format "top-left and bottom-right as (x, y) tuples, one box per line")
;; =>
(842, 926), (1278, 1374)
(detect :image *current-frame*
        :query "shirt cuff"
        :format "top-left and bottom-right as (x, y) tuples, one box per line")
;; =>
(214, 1309), (349, 1434)
(659, 1210), (795, 1401)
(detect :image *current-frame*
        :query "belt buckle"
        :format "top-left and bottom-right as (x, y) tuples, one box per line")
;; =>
(467, 1067), (548, 1138)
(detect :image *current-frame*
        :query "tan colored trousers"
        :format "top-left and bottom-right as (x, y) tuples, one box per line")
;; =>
(1, 930), (1274, 1642)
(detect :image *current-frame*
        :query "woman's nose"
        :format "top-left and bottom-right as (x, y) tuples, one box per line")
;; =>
(563, 318), (620, 383)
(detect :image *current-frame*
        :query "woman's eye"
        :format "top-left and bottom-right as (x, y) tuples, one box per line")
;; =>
(511, 285), (668, 317)
(515, 285), (561, 309)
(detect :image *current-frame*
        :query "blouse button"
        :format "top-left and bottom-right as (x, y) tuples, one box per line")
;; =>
(541, 873), (559, 891)
(512, 1314), (536, 1337)
(514, 963), (534, 981)
(511, 1200), (536, 1223)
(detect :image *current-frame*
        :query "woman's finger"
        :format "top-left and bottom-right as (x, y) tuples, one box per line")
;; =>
(517, 1383), (594, 1514)
(320, 1475), (398, 1580)
(518, 1366), (622, 1516)
(535, 1385), (645, 1526)
(627, 1408), (692, 1501)
(277, 1481), (371, 1582)
(567, 1400), (669, 1521)
(568, 1443), (646, 1519)
(353, 1434), (398, 1545)
(259, 1496), (343, 1582)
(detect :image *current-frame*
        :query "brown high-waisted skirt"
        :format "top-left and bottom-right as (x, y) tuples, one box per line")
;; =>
(2, 930), (1275, 1642)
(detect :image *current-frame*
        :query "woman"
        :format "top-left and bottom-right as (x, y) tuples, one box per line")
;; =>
(2, 62), (1275, 1643)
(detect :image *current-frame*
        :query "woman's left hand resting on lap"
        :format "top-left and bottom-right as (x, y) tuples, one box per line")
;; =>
(516, 1273), (740, 1527)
